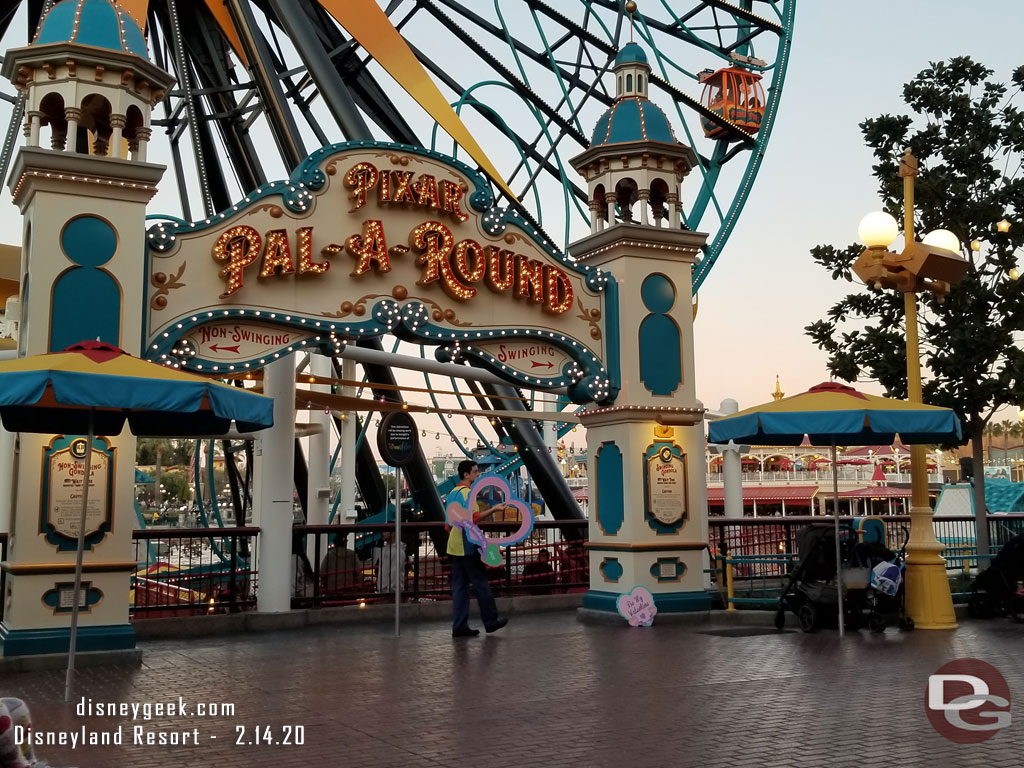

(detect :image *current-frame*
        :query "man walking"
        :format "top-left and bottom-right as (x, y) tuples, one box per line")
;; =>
(447, 460), (508, 637)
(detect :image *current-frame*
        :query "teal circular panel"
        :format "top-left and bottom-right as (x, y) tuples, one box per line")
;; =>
(62, 216), (117, 266)
(641, 274), (675, 313)
(600, 558), (623, 583)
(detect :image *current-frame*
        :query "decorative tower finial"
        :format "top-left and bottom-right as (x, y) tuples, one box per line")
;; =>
(626, 1), (637, 43)
(772, 375), (785, 401)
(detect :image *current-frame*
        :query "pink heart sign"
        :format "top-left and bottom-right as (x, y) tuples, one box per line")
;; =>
(446, 473), (535, 566)
(617, 586), (657, 627)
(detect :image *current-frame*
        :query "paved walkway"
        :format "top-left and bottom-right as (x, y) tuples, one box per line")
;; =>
(6, 612), (1024, 767)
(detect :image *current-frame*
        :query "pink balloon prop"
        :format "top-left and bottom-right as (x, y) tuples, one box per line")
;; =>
(446, 473), (535, 566)
(617, 586), (657, 627)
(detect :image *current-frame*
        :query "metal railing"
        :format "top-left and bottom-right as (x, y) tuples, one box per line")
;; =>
(120, 514), (1021, 618)
(706, 469), (943, 484)
(130, 527), (259, 618)
(709, 514), (1024, 608)
(293, 520), (589, 608)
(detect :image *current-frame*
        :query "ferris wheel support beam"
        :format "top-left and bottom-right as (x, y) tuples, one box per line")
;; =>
(225, 0), (307, 169)
(356, 338), (446, 523)
(154, 7), (269, 195)
(480, 381), (584, 525)
(266, 0), (372, 140)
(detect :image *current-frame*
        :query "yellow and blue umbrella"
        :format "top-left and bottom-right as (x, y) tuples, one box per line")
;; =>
(0, 340), (273, 700)
(0, 340), (273, 435)
(708, 381), (961, 637)
(707, 382), (961, 447)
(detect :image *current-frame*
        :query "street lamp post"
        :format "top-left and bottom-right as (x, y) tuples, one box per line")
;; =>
(853, 149), (969, 630)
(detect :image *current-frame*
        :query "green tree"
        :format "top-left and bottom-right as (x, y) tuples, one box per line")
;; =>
(805, 57), (1024, 555)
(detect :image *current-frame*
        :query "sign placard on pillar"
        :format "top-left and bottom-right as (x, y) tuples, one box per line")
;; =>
(41, 435), (115, 551)
(643, 439), (687, 533)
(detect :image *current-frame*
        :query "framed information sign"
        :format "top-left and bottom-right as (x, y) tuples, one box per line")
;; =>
(40, 435), (115, 551)
(643, 440), (687, 533)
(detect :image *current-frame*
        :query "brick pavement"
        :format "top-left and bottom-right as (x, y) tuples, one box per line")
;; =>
(4, 612), (1024, 767)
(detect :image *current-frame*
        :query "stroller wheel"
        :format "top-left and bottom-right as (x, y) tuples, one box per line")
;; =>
(898, 616), (915, 631)
(797, 602), (817, 633)
(868, 615), (886, 634)
(774, 609), (786, 630)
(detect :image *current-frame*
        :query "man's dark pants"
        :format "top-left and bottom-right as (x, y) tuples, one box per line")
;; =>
(451, 552), (498, 632)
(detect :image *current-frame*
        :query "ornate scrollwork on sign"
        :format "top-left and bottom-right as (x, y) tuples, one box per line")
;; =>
(406, 296), (472, 327)
(375, 151), (411, 166)
(322, 293), (378, 318)
(251, 203), (284, 219)
(150, 263), (187, 310)
(577, 297), (602, 340)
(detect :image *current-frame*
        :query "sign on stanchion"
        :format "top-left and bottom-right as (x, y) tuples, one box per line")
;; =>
(376, 412), (418, 636)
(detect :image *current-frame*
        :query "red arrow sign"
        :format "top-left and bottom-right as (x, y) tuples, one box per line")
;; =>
(531, 361), (554, 369)
(208, 344), (241, 354)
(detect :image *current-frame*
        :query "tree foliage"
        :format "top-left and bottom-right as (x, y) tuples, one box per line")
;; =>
(806, 57), (1024, 446)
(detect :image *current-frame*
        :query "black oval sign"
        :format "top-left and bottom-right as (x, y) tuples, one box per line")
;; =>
(377, 411), (418, 467)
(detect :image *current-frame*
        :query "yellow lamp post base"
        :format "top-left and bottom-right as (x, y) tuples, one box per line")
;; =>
(904, 560), (958, 629)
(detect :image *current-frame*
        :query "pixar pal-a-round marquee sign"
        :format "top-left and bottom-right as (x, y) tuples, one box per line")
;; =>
(145, 142), (618, 404)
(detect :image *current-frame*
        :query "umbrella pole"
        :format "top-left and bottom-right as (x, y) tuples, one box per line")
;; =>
(394, 470), (401, 638)
(831, 442), (845, 638)
(65, 409), (94, 702)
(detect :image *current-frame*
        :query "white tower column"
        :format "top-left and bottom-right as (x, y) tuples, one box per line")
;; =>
(254, 355), (296, 613)
(718, 399), (744, 519)
(306, 353), (331, 564)
(338, 357), (358, 521)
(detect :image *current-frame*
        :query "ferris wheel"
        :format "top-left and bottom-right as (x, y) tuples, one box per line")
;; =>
(0, 0), (796, 517)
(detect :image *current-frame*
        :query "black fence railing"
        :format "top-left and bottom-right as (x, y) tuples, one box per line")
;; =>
(293, 520), (589, 609)
(130, 527), (259, 618)
(0, 532), (7, 622)
(708, 515), (1024, 586)
(120, 515), (1020, 619)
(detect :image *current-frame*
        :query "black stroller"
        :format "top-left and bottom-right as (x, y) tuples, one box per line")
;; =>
(774, 521), (912, 632)
(968, 532), (1024, 621)
(855, 526), (912, 633)
(775, 522), (861, 632)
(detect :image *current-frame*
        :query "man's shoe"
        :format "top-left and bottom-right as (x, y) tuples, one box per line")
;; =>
(452, 628), (480, 637)
(484, 618), (508, 633)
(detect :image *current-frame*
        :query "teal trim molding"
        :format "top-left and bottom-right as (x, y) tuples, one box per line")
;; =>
(0, 623), (135, 657)
(583, 589), (710, 614)
(595, 442), (624, 535)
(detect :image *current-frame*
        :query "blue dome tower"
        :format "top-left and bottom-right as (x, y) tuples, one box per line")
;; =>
(3, 0), (173, 159)
(0, 0), (176, 661)
(571, 42), (697, 233)
(33, 0), (149, 59)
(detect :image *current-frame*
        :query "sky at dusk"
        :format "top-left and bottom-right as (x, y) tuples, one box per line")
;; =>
(0, 1), (1021, 453)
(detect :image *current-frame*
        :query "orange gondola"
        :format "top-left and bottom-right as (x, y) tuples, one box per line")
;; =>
(699, 66), (766, 140)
